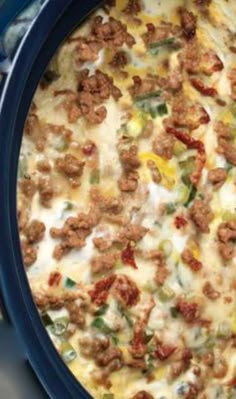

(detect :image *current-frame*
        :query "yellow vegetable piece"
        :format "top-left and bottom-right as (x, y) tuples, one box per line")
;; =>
(139, 152), (176, 189)
(126, 111), (147, 138)
(186, 238), (200, 260)
(230, 315), (236, 334)
(154, 367), (165, 380)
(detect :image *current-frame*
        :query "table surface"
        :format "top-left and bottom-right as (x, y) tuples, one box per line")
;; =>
(0, 319), (48, 399)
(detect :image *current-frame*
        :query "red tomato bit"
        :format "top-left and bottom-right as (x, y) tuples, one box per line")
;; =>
(48, 271), (62, 287)
(89, 275), (116, 306)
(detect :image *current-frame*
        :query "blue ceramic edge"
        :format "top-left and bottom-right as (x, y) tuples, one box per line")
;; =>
(0, 0), (101, 398)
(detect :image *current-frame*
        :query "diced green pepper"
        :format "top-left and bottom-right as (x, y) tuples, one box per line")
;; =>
(102, 394), (114, 399)
(64, 277), (77, 289)
(60, 342), (77, 363)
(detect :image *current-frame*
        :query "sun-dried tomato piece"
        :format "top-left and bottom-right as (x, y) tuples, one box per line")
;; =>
(190, 78), (217, 97)
(154, 342), (176, 361)
(121, 243), (137, 269)
(89, 274), (116, 305)
(166, 127), (206, 185)
(176, 300), (199, 323)
(113, 274), (140, 307)
(48, 271), (62, 287)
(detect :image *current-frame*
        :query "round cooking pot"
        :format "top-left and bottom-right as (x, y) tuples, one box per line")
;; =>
(0, 1), (101, 398)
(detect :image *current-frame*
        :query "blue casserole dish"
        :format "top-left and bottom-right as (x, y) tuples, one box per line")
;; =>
(0, 1), (101, 398)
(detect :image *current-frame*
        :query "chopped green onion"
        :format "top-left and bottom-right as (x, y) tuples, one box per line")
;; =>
(173, 141), (186, 157)
(222, 211), (236, 222)
(184, 185), (197, 207)
(95, 303), (109, 316)
(41, 313), (53, 327)
(156, 103), (168, 116)
(144, 330), (154, 344)
(170, 306), (179, 318)
(91, 317), (113, 334)
(18, 156), (28, 179)
(145, 354), (154, 373)
(180, 157), (195, 186)
(63, 202), (74, 211)
(117, 304), (133, 327)
(60, 342), (77, 363)
(134, 90), (161, 102)
(230, 102), (236, 117)
(148, 37), (179, 49)
(64, 277), (77, 289)
(55, 137), (69, 152)
(159, 240), (173, 258)
(111, 335), (119, 346)
(90, 169), (100, 185)
(158, 285), (175, 302)
(49, 317), (69, 336)
(226, 163), (233, 172)
(177, 184), (190, 205)
(165, 203), (176, 215)
(216, 321), (231, 339)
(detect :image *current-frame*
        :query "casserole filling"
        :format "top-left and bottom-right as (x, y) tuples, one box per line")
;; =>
(17, 0), (236, 398)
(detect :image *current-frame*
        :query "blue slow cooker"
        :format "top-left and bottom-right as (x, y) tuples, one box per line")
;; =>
(0, 1), (101, 398)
